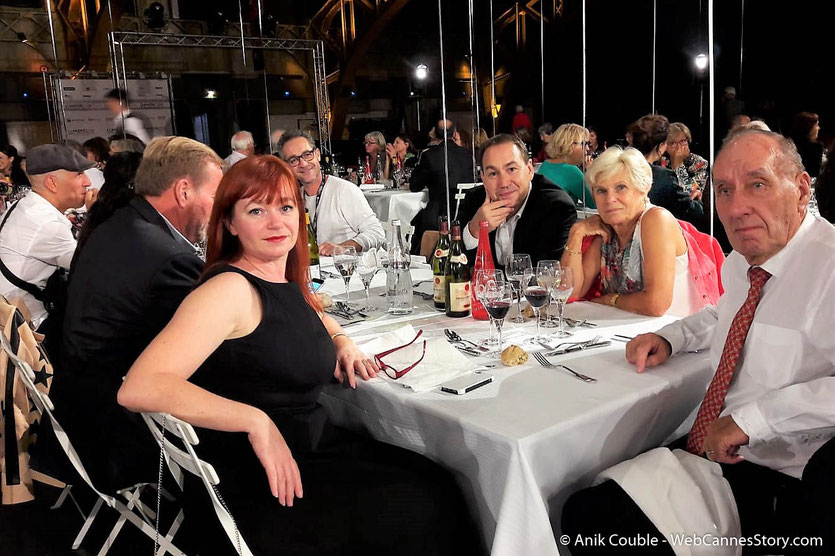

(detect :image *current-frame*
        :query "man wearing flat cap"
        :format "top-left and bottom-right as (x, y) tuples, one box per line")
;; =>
(0, 144), (95, 332)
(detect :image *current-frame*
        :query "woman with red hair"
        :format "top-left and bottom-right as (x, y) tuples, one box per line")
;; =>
(118, 155), (479, 555)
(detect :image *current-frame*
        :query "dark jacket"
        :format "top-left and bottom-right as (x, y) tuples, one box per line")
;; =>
(409, 141), (475, 247)
(51, 196), (203, 492)
(457, 173), (578, 268)
(649, 166), (708, 233)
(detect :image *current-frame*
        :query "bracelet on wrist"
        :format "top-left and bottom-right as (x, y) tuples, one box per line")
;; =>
(331, 332), (348, 341)
(609, 293), (620, 307)
(564, 245), (581, 256)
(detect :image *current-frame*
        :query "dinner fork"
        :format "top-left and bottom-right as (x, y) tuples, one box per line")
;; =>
(532, 352), (597, 383)
(444, 329), (490, 352)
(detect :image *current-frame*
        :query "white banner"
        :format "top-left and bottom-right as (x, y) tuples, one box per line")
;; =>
(58, 78), (172, 142)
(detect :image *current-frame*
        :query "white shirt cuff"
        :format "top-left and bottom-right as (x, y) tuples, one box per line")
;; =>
(731, 402), (775, 446)
(462, 222), (479, 250)
(656, 322), (686, 356)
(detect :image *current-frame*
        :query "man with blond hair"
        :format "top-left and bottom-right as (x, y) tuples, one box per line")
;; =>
(47, 136), (224, 492)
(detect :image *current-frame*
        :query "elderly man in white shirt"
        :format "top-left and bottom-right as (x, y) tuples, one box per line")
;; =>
(561, 129), (835, 556)
(278, 130), (384, 255)
(0, 144), (94, 331)
(224, 130), (255, 171)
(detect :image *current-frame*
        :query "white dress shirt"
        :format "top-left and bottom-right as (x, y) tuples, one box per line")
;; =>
(656, 212), (835, 478)
(0, 192), (77, 325)
(112, 110), (151, 144)
(463, 187), (532, 263)
(304, 175), (385, 251)
(223, 150), (247, 171)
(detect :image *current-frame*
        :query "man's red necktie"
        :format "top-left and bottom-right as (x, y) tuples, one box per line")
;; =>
(686, 266), (772, 455)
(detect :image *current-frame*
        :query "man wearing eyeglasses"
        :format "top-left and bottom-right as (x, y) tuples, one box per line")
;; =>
(278, 130), (384, 256)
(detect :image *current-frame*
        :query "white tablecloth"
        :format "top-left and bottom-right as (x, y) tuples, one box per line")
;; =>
(363, 189), (428, 224)
(315, 271), (713, 556)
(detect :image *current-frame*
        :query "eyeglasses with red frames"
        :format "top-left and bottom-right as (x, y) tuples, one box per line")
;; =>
(374, 330), (426, 379)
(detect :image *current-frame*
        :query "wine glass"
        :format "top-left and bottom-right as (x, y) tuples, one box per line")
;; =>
(536, 260), (559, 328)
(333, 245), (358, 304)
(356, 248), (379, 311)
(484, 280), (514, 354)
(474, 269), (505, 348)
(552, 267), (575, 338)
(523, 268), (550, 342)
(505, 253), (532, 323)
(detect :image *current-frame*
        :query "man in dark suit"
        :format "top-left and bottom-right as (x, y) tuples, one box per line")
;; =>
(457, 134), (577, 268)
(409, 119), (475, 251)
(48, 136), (223, 492)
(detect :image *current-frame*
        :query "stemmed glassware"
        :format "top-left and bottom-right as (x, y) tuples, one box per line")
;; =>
(535, 260), (559, 328)
(333, 245), (358, 305)
(483, 280), (514, 354)
(523, 267), (550, 342)
(552, 267), (575, 338)
(474, 269), (505, 349)
(505, 253), (532, 323)
(356, 248), (380, 311)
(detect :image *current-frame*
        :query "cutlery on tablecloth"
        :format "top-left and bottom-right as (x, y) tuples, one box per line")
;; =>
(444, 329), (490, 352)
(612, 334), (634, 342)
(532, 352), (597, 383)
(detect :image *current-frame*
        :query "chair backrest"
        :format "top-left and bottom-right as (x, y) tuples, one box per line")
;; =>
(454, 182), (481, 220)
(141, 412), (254, 556)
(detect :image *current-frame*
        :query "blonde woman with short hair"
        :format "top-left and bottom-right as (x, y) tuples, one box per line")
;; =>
(560, 147), (708, 317)
(537, 123), (596, 208)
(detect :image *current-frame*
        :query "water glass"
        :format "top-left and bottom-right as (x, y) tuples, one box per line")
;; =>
(333, 245), (358, 304)
(552, 267), (575, 338)
(506, 253), (532, 323)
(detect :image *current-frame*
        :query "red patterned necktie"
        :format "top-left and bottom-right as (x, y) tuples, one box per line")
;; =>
(686, 266), (771, 455)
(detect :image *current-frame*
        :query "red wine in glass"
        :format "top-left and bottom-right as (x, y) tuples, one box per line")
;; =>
(524, 287), (549, 308)
(486, 300), (512, 320)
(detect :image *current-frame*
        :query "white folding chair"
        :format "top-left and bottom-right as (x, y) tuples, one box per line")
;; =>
(141, 412), (254, 556)
(453, 182), (481, 221)
(0, 331), (184, 556)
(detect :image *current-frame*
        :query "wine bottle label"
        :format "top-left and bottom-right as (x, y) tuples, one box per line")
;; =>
(434, 248), (449, 259)
(448, 281), (471, 312)
(433, 275), (447, 303)
(449, 253), (468, 264)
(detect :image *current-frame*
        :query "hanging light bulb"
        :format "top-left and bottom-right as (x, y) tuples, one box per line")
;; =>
(415, 64), (428, 80)
(694, 53), (709, 71)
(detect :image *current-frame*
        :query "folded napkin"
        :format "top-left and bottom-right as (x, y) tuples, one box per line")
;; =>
(357, 325), (474, 392)
(359, 183), (385, 191)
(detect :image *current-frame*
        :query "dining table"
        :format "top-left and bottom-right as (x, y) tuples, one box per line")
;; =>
(315, 257), (713, 556)
(362, 186), (428, 225)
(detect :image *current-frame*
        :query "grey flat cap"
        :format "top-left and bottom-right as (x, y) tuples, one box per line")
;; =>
(26, 144), (96, 175)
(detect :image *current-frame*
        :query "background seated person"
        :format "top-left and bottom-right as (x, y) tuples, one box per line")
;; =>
(666, 121), (708, 198)
(457, 134), (577, 268)
(537, 123), (596, 208)
(279, 130), (384, 255)
(630, 114), (707, 232)
(118, 156), (481, 556)
(560, 147), (709, 317)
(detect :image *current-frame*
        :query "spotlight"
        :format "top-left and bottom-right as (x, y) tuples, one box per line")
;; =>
(350, 91), (356, 97)
(409, 91), (415, 97)
(204, 89), (217, 99)
(694, 53), (708, 71)
(260, 14), (277, 38)
(207, 10), (228, 35)
(415, 64), (428, 80)
(284, 90), (291, 97)
(23, 92), (28, 98)
(144, 2), (166, 30)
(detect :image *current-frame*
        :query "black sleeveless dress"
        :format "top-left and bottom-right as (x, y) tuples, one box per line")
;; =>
(182, 267), (483, 556)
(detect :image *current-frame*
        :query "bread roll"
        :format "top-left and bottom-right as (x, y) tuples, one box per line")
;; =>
(501, 345), (528, 366)
(316, 292), (334, 309)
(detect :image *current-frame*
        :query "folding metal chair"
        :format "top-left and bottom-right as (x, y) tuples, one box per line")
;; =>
(453, 182), (481, 220)
(0, 331), (184, 556)
(142, 412), (254, 556)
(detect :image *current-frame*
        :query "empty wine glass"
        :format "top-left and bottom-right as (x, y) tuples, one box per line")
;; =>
(552, 266), (575, 338)
(474, 269), (505, 348)
(356, 248), (379, 311)
(506, 253), (532, 323)
(523, 268), (550, 342)
(484, 280), (514, 354)
(333, 245), (358, 304)
(536, 260), (559, 328)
